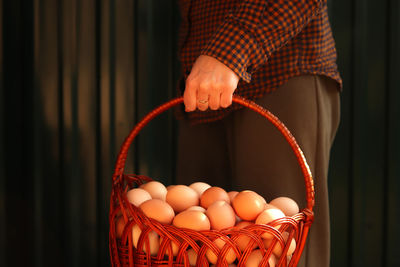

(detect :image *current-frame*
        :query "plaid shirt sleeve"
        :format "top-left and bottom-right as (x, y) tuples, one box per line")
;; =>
(201, 0), (325, 83)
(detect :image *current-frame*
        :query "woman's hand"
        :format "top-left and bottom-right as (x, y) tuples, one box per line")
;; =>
(184, 55), (239, 112)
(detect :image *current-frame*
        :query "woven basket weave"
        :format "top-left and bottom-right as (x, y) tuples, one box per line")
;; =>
(109, 96), (315, 267)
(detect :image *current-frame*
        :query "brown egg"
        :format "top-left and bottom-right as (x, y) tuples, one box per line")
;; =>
(235, 214), (242, 224)
(235, 220), (251, 228)
(233, 221), (257, 252)
(115, 216), (126, 239)
(269, 197), (299, 216)
(232, 190), (265, 221)
(255, 208), (285, 239)
(256, 193), (267, 205)
(264, 203), (278, 210)
(228, 191), (239, 203)
(173, 210), (211, 231)
(166, 184), (176, 191)
(126, 188), (152, 207)
(205, 237), (237, 265)
(139, 199), (175, 224)
(263, 232), (296, 257)
(206, 200), (236, 231)
(186, 205), (206, 213)
(140, 181), (168, 201)
(245, 249), (262, 267)
(200, 186), (230, 209)
(189, 182), (211, 196)
(132, 224), (160, 256)
(159, 236), (180, 257)
(187, 248), (198, 266)
(245, 249), (276, 267)
(166, 185), (199, 213)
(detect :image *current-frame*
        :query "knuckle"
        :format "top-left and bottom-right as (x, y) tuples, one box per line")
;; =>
(185, 79), (195, 88)
(198, 82), (210, 92)
(213, 81), (223, 89)
(211, 84), (222, 94)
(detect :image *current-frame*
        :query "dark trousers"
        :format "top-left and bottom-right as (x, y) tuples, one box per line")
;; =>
(176, 75), (341, 267)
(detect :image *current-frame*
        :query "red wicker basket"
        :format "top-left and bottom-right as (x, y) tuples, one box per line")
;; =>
(109, 96), (315, 267)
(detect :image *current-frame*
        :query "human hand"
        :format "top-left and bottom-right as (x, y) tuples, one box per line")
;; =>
(184, 55), (239, 112)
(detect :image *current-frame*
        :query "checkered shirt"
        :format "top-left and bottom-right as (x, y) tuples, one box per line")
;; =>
(177, 0), (342, 124)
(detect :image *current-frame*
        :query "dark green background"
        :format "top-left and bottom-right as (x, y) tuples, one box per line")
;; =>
(1, 0), (399, 266)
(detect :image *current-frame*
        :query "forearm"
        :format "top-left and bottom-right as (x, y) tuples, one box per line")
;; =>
(201, 0), (325, 82)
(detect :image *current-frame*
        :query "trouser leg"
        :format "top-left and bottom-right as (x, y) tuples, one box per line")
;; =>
(228, 75), (340, 267)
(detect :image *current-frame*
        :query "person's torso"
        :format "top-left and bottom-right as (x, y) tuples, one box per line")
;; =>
(177, 0), (342, 124)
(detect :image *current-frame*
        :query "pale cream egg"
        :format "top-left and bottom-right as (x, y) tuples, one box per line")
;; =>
(255, 208), (285, 239)
(189, 181), (211, 197)
(140, 181), (168, 201)
(263, 231), (296, 257)
(126, 188), (152, 207)
(269, 197), (299, 216)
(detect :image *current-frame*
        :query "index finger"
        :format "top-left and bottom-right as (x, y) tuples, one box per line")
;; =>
(184, 79), (198, 112)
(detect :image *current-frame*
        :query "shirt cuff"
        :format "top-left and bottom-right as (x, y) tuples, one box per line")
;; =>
(201, 16), (267, 83)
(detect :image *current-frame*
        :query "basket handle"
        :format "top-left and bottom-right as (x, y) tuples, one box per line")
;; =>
(112, 95), (314, 212)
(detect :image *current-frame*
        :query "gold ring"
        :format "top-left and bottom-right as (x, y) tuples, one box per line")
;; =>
(198, 99), (208, 104)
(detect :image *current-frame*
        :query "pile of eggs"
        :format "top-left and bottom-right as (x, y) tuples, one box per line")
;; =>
(115, 181), (300, 267)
